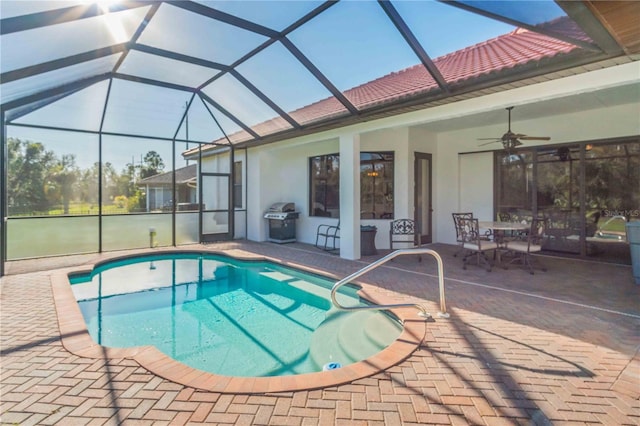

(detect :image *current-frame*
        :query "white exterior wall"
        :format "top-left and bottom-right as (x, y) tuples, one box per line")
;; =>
(238, 128), (414, 252)
(247, 138), (340, 243)
(197, 62), (639, 257)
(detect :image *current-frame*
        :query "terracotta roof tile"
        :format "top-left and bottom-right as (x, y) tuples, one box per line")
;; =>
(189, 25), (583, 151)
(288, 26), (580, 119)
(436, 29), (577, 84)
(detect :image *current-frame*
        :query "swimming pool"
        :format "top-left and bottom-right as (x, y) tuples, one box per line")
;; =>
(70, 252), (403, 377)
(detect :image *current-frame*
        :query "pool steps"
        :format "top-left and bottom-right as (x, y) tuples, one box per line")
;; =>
(309, 309), (401, 370)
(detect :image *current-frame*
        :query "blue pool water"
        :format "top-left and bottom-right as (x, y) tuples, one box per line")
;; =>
(71, 253), (401, 377)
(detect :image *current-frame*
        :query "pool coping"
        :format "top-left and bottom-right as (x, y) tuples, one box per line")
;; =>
(51, 248), (427, 394)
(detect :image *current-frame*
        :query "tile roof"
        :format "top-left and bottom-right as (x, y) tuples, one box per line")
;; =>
(188, 24), (582, 153)
(138, 164), (196, 185)
(435, 27), (578, 84)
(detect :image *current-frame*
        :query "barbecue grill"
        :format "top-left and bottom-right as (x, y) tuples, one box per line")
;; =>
(264, 202), (300, 243)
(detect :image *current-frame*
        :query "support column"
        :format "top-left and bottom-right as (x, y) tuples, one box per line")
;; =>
(246, 149), (264, 241)
(339, 133), (360, 260)
(1, 110), (5, 277)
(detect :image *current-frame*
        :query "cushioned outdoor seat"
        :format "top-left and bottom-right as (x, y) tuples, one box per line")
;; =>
(505, 217), (548, 274)
(459, 217), (498, 272)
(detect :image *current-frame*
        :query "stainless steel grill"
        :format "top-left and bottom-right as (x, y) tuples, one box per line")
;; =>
(264, 202), (299, 243)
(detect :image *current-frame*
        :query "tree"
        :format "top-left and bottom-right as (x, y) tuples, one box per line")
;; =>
(45, 154), (79, 214)
(140, 150), (165, 179)
(117, 161), (137, 198)
(7, 138), (56, 215)
(78, 163), (100, 206)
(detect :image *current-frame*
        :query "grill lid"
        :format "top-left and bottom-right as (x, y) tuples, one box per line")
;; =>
(268, 202), (295, 212)
(264, 212), (299, 220)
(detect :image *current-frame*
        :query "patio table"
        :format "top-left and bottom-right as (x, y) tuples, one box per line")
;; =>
(479, 221), (530, 265)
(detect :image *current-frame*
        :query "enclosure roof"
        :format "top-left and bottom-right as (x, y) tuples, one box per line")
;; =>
(1, 1), (635, 149)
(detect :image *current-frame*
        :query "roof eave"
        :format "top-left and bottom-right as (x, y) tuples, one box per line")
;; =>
(194, 49), (612, 154)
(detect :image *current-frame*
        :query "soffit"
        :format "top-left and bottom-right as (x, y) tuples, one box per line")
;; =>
(583, 0), (640, 55)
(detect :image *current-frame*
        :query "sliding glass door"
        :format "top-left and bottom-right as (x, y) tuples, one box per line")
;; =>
(495, 138), (640, 264)
(536, 145), (581, 254)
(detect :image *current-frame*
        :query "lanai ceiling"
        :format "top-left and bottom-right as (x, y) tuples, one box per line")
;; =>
(1, 1), (638, 148)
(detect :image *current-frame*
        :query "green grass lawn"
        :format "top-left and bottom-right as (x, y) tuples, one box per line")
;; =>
(13, 203), (130, 216)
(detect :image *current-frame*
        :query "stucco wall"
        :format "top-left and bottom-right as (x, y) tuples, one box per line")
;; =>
(198, 63), (639, 256)
(245, 128), (413, 249)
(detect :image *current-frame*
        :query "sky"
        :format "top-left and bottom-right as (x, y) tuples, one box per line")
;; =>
(2, 0), (567, 170)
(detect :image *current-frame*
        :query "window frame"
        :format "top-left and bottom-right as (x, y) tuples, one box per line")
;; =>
(360, 151), (394, 220)
(233, 160), (243, 209)
(308, 153), (340, 218)
(308, 151), (395, 219)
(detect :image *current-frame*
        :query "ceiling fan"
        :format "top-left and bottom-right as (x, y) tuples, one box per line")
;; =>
(478, 106), (550, 151)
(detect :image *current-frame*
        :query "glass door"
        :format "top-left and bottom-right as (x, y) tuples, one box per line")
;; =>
(583, 142), (640, 263)
(414, 152), (432, 244)
(496, 140), (639, 264)
(200, 173), (232, 242)
(536, 145), (581, 254)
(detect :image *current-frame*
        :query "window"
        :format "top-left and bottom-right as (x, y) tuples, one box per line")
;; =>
(309, 152), (394, 219)
(360, 152), (394, 219)
(233, 161), (243, 209)
(309, 154), (340, 218)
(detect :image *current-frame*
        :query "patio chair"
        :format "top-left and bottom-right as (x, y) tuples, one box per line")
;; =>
(505, 217), (548, 274)
(544, 210), (572, 249)
(315, 220), (340, 251)
(497, 212), (511, 222)
(452, 212), (473, 257)
(389, 218), (421, 261)
(459, 217), (498, 272)
(497, 211), (518, 240)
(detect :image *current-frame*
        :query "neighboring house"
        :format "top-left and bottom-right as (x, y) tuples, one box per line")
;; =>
(184, 26), (639, 263)
(138, 164), (197, 212)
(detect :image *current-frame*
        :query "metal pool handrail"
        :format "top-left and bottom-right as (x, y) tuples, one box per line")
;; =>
(330, 248), (449, 319)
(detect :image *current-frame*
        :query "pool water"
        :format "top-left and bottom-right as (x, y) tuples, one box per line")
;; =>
(71, 253), (402, 377)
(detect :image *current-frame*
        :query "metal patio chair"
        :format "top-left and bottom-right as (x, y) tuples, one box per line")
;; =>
(315, 220), (340, 251)
(389, 218), (421, 261)
(459, 217), (498, 272)
(452, 212), (474, 257)
(505, 217), (548, 274)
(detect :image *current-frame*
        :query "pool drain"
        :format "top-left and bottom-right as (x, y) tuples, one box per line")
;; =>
(323, 362), (341, 371)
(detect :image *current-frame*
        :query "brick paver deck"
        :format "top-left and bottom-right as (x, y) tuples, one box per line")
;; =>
(2, 242), (639, 425)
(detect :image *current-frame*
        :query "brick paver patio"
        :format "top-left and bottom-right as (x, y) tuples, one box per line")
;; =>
(1, 242), (638, 425)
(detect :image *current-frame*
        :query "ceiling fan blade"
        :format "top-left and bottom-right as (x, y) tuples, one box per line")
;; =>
(479, 107), (552, 149)
(519, 136), (551, 141)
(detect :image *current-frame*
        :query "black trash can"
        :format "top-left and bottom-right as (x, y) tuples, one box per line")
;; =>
(361, 225), (378, 256)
